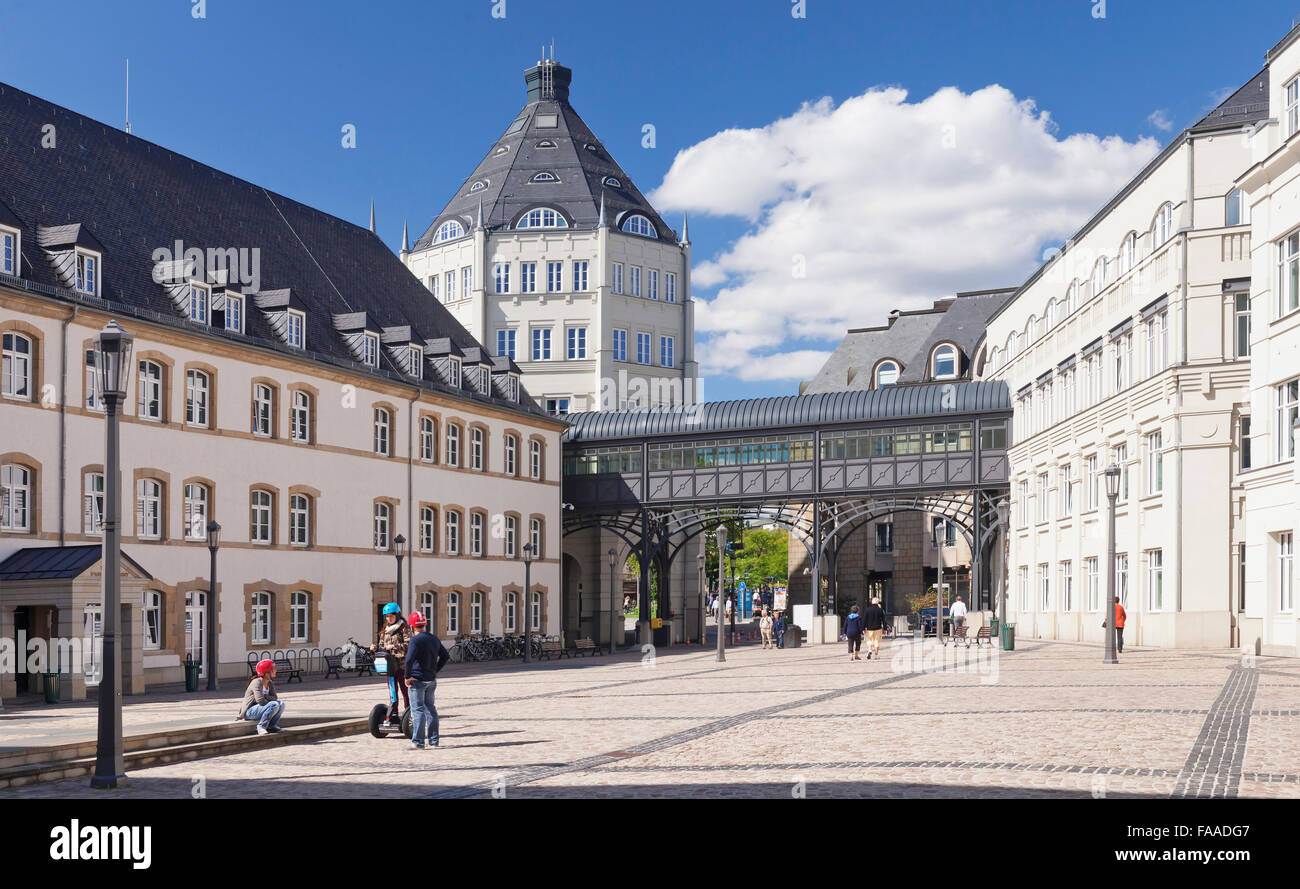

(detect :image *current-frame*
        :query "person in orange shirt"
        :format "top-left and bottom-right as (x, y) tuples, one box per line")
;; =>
(1104, 600), (1127, 654)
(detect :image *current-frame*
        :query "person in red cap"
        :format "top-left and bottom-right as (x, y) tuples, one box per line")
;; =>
(236, 659), (284, 734)
(404, 611), (449, 749)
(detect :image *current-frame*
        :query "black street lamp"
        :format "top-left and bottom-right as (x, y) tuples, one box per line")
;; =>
(206, 520), (221, 691)
(714, 525), (728, 662)
(90, 320), (133, 790)
(522, 542), (534, 663)
(608, 547), (617, 655)
(1103, 463), (1122, 665)
(393, 533), (406, 615)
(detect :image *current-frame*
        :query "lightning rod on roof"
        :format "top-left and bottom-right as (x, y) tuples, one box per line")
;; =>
(125, 59), (131, 134)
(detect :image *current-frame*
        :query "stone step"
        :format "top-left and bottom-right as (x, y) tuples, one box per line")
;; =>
(0, 717), (366, 790)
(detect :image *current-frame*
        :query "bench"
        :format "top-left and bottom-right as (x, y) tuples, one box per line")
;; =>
(274, 657), (303, 683)
(566, 638), (602, 658)
(942, 625), (969, 647)
(538, 640), (564, 660)
(973, 626), (993, 646)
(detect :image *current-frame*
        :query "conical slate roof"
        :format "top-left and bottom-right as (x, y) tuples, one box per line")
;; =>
(413, 61), (675, 249)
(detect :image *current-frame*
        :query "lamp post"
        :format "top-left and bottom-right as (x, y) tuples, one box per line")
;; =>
(608, 547), (617, 655)
(522, 542), (533, 664)
(1103, 463), (1121, 665)
(393, 533), (406, 615)
(697, 549), (706, 646)
(715, 525), (728, 662)
(995, 500), (1008, 635)
(205, 521), (221, 691)
(90, 320), (133, 790)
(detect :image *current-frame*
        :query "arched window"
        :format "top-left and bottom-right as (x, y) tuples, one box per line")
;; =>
(446, 592), (460, 636)
(290, 592), (309, 643)
(620, 214), (656, 238)
(2, 332), (32, 400)
(469, 180), (487, 192)
(183, 483), (209, 541)
(516, 207), (568, 229)
(529, 171), (558, 183)
(530, 440), (543, 480)
(504, 433), (518, 476)
(1226, 188), (1248, 227)
(420, 416), (436, 462)
(419, 506), (436, 552)
(876, 361), (899, 387)
(0, 464), (30, 531)
(373, 501), (391, 550)
(1066, 281), (1078, 316)
(290, 493), (311, 546)
(530, 517), (542, 558)
(471, 427), (484, 471)
(493, 144), (510, 157)
(1119, 232), (1137, 274)
(989, 347), (1001, 372)
(250, 489), (274, 544)
(419, 591), (436, 629)
(433, 220), (465, 243)
(505, 592), (518, 634)
(445, 510), (460, 555)
(1026, 315), (1038, 343)
(446, 423), (460, 467)
(504, 515), (517, 558)
(529, 591), (543, 632)
(1093, 256), (1109, 293)
(1153, 202), (1174, 248)
(291, 390), (312, 443)
(373, 407), (391, 456)
(184, 370), (209, 427)
(251, 592), (272, 645)
(932, 345), (958, 379)
(602, 176), (622, 188)
(1045, 299), (1057, 329)
(137, 479), (163, 540)
(142, 590), (162, 650)
(535, 139), (557, 149)
(471, 591), (483, 634)
(252, 383), (274, 437)
(138, 360), (164, 421)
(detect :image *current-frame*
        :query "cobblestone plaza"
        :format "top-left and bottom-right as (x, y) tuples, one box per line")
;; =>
(4, 638), (1295, 799)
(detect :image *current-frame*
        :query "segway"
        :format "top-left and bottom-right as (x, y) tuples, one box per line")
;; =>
(367, 649), (412, 739)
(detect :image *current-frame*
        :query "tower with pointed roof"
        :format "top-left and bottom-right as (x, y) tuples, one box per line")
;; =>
(403, 57), (697, 415)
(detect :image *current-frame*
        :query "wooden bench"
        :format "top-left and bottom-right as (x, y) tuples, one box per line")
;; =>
(274, 657), (303, 683)
(973, 626), (994, 646)
(942, 625), (969, 647)
(565, 638), (602, 657)
(538, 640), (564, 660)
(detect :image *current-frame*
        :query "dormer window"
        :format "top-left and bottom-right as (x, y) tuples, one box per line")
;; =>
(620, 215), (656, 238)
(224, 293), (243, 333)
(409, 344), (424, 380)
(434, 220), (465, 243)
(75, 250), (99, 296)
(876, 361), (899, 388)
(448, 356), (462, 387)
(363, 332), (379, 368)
(516, 208), (568, 229)
(932, 345), (958, 379)
(529, 171), (558, 183)
(188, 283), (210, 325)
(286, 309), (306, 349)
(535, 139), (557, 149)
(0, 226), (19, 275)
(602, 176), (622, 188)
(470, 180), (488, 192)
(494, 145), (510, 156)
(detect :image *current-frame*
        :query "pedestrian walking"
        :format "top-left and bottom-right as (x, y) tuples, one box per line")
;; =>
(862, 596), (887, 659)
(1103, 600), (1127, 654)
(727, 595), (736, 644)
(236, 659), (284, 734)
(773, 611), (787, 648)
(759, 608), (774, 649)
(843, 605), (866, 661)
(404, 611), (449, 749)
(951, 595), (968, 632)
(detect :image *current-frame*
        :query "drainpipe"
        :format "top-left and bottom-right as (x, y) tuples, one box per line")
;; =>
(58, 305), (79, 545)
(406, 389), (418, 611)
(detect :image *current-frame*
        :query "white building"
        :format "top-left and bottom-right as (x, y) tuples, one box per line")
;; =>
(1237, 24), (1300, 657)
(0, 80), (565, 703)
(980, 72), (1264, 649)
(402, 57), (698, 416)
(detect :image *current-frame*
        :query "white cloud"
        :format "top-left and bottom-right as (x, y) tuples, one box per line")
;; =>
(1147, 108), (1175, 131)
(650, 85), (1160, 383)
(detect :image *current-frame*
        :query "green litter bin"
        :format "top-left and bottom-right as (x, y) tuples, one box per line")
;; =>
(42, 671), (61, 704)
(989, 615), (1000, 636)
(184, 659), (202, 692)
(1000, 623), (1015, 651)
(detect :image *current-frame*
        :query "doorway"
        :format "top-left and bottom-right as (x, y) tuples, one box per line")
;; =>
(14, 606), (29, 694)
(185, 590), (207, 678)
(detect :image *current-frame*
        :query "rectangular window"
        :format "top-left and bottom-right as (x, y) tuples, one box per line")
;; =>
(1017, 479), (1028, 527)
(1116, 553), (1129, 607)
(471, 427), (483, 471)
(612, 328), (627, 362)
(189, 284), (209, 325)
(420, 508), (435, 553)
(566, 326), (587, 359)
(429, 274), (440, 301)
(374, 409), (390, 456)
(1086, 456), (1098, 511)
(666, 272), (677, 303)
(409, 345), (423, 380)
(647, 269), (658, 300)
(462, 266), (472, 296)
(290, 496), (310, 546)
(629, 266), (641, 297)
(520, 262), (537, 293)
(1279, 379), (1299, 462)
(494, 262), (510, 294)
(183, 484), (210, 541)
(0, 228), (17, 275)
(445, 270), (457, 302)
(1086, 557), (1099, 611)
(612, 262), (624, 294)
(636, 332), (651, 365)
(532, 327), (551, 361)
(136, 480), (162, 540)
(572, 260), (589, 292)
(505, 436), (517, 476)
(445, 512), (460, 555)
(1240, 416), (1252, 471)
(544, 397), (570, 416)
(286, 310), (304, 349)
(660, 335), (675, 368)
(1018, 566), (1029, 610)
(185, 370), (208, 428)
(1287, 77), (1300, 137)
(496, 328), (516, 360)
(547, 261), (563, 292)
(1147, 549), (1164, 611)
(1037, 473), (1049, 523)
(504, 516), (517, 558)
(83, 472), (104, 536)
(137, 361), (163, 421)
(1282, 532), (1295, 612)
(1061, 464), (1073, 516)
(1234, 293), (1251, 358)
(1060, 561), (1073, 612)
(363, 333), (379, 368)
(875, 522), (893, 554)
(1114, 444), (1129, 502)
(1146, 430), (1163, 493)
(76, 251), (98, 296)
(224, 294), (243, 333)
(1279, 232), (1299, 317)
(471, 512), (483, 557)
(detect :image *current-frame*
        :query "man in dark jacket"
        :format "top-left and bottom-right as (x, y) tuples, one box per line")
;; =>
(772, 612), (788, 649)
(862, 597), (887, 659)
(404, 611), (450, 749)
(843, 606), (866, 661)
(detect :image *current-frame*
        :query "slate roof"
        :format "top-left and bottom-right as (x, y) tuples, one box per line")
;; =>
(412, 62), (675, 249)
(0, 545), (151, 581)
(1189, 68), (1268, 133)
(562, 381), (1011, 444)
(0, 81), (552, 421)
(801, 289), (1014, 394)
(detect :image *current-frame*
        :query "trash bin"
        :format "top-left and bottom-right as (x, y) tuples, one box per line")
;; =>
(42, 671), (61, 704)
(784, 624), (803, 648)
(989, 615), (1000, 636)
(652, 625), (669, 648)
(1000, 623), (1015, 651)
(184, 659), (202, 692)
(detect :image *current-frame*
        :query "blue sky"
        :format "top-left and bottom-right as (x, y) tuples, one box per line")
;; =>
(0, 0), (1292, 401)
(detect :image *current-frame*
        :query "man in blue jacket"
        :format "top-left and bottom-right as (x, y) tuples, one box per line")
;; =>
(843, 605), (866, 661)
(404, 611), (450, 749)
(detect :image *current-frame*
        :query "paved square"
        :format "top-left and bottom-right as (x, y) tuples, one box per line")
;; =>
(2, 638), (1296, 799)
